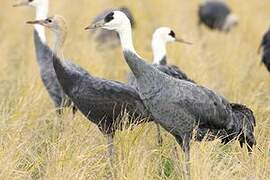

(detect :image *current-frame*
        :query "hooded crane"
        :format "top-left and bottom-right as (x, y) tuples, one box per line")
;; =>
(27, 15), (154, 178)
(90, 6), (135, 48)
(127, 27), (229, 142)
(128, 27), (194, 145)
(128, 27), (194, 88)
(198, 0), (238, 32)
(258, 27), (270, 72)
(135, 27), (253, 142)
(88, 11), (256, 179)
(14, 0), (76, 114)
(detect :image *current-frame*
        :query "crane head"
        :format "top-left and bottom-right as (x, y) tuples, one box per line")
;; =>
(223, 14), (239, 32)
(152, 27), (192, 45)
(26, 15), (67, 33)
(13, 0), (48, 8)
(85, 10), (131, 33)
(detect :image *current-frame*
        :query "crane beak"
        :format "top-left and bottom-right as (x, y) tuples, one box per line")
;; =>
(13, 0), (29, 7)
(175, 38), (192, 45)
(26, 20), (46, 26)
(85, 19), (106, 30)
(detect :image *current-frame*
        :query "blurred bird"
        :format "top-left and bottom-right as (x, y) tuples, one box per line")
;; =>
(90, 6), (135, 49)
(27, 15), (155, 179)
(258, 27), (270, 72)
(198, 0), (238, 32)
(89, 10), (256, 179)
(14, 0), (77, 114)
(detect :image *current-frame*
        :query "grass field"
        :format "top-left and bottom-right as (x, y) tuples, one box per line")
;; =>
(0, 0), (269, 179)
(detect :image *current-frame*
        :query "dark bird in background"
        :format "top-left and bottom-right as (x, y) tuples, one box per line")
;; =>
(90, 10), (256, 179)
(258, 27), (270, 72)
(90, 6), (135, 48)
(14, 0), (77, 114)
(27, 16), (156, 179)
(198, 0), (238, 32)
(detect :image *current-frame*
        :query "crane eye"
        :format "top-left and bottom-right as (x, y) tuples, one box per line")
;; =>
(45, 19), (52, 23)
(169, 30), (176, 38)
(28, 0), (33, 2)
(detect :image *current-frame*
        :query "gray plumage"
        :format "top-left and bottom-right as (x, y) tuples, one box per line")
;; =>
(128, 56), (195, 89)
(129, 56), (255, 142)
(198, 0), (237, 32)
(87, 9), (254, 179)
(52, 52), (151, 135)
(90, 7), (135, 47)
(259, 27), (270, 72)
(124, 50), (256, 151)
(33, 30), (76, 114)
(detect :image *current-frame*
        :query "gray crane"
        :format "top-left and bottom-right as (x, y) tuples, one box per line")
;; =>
(27, 15), (154, 179)
(88, 10), (256, 179)
(128, 26), (194, 89)
(258, 27), (270, 72)
(128, 27), (194, 145)
(198, 0), (238, 32)
(90, 6), (135, 48)
(14, 0), (76, 114)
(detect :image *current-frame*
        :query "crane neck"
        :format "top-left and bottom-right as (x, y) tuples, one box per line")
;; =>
(34, 4), (48, 43)
(118, 25), (138, 56)
(119, 27), (165, 96)
(53, 30), (67, 61)
(152, 39), (167, 65)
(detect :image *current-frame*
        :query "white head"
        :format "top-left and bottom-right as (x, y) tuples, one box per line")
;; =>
(14, 0), (49, 43)
(223, 14), (239, 32)
(152, 27), (192, 64)
(153, 27), (177, 44)
(87, 11), (131, 33)
(86, 10), (135, 52)
(13, 0), (48, 8)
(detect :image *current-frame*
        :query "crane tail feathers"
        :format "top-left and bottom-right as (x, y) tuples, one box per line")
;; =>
(230, 103), (256, 152)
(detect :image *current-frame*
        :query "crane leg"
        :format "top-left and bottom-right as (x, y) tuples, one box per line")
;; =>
(107, 134), (115, 180)
(172, 142), (182, 177)
(176, 135), (191, 180)
(155, 123), (163, 146)
(183, 143), (191, 180)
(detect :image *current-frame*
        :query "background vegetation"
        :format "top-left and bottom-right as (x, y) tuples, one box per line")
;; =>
(0, 0), (269, 179)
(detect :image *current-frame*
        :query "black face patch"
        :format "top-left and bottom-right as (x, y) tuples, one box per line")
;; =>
(169, 30), (175, 38)
(45, 18), (52, 23)
(104, 12), (114, 23)
(29, 0), (33, 2)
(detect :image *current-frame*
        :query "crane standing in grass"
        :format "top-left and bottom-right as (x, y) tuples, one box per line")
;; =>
(258, 27), (270, 72)
(27, 15), (156, 179)
(89, 10), (256, 179)
(14, 0), (76, 114)
(128, 27), (194, 145)
(198, 0), (238, 32)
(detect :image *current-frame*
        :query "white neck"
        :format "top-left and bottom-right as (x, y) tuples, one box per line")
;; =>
(34, 4), (48, 43)
(152, 38), (167, 64)
(118, 25), (139, 57)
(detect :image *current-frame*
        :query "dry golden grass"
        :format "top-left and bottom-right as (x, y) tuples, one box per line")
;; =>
(0, 0), (269, 179)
